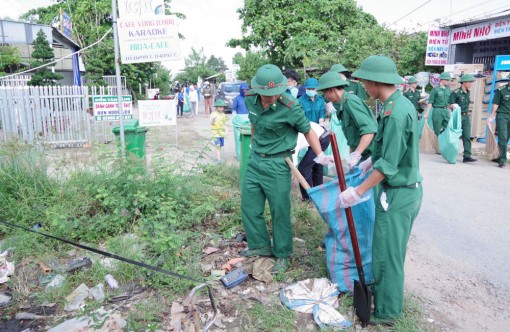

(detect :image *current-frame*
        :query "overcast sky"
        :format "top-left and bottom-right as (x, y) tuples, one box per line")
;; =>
(4, 0), (509, 74)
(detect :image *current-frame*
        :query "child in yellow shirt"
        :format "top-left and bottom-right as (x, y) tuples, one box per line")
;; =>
(211, 100), (228, 162)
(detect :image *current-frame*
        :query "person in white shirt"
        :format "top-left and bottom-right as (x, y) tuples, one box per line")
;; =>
(188, 86), (198, 117)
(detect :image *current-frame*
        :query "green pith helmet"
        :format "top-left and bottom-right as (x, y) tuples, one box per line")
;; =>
(317, 71), (349, 91)
(214, 99), (228, 107)
(407, 77), (418, 84)
(251, 64), (288, 96)
(352, 55), (404, 85)
(439, 72), (452, 80)
(459, 74), (475, 83)
(329, 64), (349, 73)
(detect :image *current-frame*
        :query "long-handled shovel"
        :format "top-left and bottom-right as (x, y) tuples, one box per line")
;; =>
(330, 133), (372, 327)
(285, 157), (311, 190)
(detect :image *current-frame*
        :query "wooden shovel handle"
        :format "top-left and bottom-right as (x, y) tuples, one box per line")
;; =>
(285, 157), (310, 190)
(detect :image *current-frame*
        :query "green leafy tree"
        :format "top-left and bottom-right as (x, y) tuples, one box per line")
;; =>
(228, 0), (377, 68)
(397, 31), (443, 75)
(174, 48), (218, 84)
(0, 46), (21, 75)
(233, 51), (268, 82)
(339, 25), (399, 72)
(21, 0), (182, 94)
(28, 29), (63, 86)
(207, 55), (228, 73)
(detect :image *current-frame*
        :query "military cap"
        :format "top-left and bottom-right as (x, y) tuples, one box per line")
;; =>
(439, 72), (452, 80)
(251, 64), (288, 96)
(317, 71), (349, 91)
(407, 77), (418, 84)
(214, 99), (228, 107)
(459, 74), (475, 83)
(352, 55), (404, 85)
(329, 64), (349, 73)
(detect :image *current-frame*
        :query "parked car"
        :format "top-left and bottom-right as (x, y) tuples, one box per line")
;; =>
(214, 82), (246, 113)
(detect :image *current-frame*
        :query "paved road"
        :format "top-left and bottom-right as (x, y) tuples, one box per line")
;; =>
(406, 151), (510, 331)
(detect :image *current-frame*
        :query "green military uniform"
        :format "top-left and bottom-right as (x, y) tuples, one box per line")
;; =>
(329, 63), (368, 100)
(492, 84), (510, 166)
(333, 93), (377, 161)
(352, 55), (423, 321)
(429, 85), (451, 136)
(403, 89), (421, 112)
(448, 75), (474, 158)
(429, 72), (452, 136)
(345, 79), (368, 100)
(241, 65), (311, 259)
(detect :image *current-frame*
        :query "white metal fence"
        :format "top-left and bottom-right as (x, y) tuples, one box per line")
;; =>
(0, 85), (125, 147)
(0, 74), (31, 87)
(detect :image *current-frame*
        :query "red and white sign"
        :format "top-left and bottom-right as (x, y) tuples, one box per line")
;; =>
(451, 17), (510, 45)
(425, 28), (450, 66)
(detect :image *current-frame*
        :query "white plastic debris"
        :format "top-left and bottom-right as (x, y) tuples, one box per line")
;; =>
(280, 278), (352, 330)
(64, 283), (89, 311)
(47, 308), (126, 332)
(89, 283), (105, 302)
(45, 274), (66, 291)
(0, 250), (15, 283)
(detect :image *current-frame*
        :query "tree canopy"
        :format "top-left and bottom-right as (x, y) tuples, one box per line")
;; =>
(229, 0), (441, 78)
(21, 0), (182, 96)
(228, 0), (377, 69)
(0, 46), (21, 76)
(174, 48), (226, 84)
(28, 29), (63, 86)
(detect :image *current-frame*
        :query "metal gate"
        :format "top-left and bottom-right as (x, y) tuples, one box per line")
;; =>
(0, 85), (125, 147)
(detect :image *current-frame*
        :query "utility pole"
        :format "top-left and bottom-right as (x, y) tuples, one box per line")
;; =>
(112, 0), (126, 157)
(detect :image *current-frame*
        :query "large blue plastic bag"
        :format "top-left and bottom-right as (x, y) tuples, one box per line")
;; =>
(438, 106), (462, 164)
(307, 168), (375, 293)
(323, 112), (349, 176)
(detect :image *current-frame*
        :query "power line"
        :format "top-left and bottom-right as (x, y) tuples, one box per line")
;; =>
(419, 0), (507, 27)
(387, 0), (433, 27)
(0, 28), (112, 80)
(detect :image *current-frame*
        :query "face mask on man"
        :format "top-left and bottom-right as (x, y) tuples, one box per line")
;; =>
(306, 90), (317, 97)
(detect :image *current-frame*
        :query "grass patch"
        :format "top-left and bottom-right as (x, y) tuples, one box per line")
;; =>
(241, 303), (297, 332)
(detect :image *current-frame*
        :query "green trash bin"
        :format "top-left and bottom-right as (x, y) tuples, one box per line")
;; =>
(232, 115), (250, 161)
(239, 128), (252, 184)
(112, 120), (149, 158)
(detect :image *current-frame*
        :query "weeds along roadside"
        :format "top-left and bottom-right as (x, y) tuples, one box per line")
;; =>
(0, 141), (241, 290)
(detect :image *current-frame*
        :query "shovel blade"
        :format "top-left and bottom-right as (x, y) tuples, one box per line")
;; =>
(353, 280), (372, 327)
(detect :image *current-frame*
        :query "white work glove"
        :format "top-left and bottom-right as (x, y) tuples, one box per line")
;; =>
(325, 102), (335, 115)
(346, 152), (361, 171)
(314, 152), (334, 166)
(358, 157), (372, 179)
(487, 116), (495, 125)
(337, 187), (370, 209)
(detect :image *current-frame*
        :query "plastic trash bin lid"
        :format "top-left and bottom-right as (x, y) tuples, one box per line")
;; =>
(112, 119), (139, 133)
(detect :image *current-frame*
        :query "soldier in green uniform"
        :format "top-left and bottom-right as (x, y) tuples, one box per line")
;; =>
(330, 64), (368, 100)
(403, 77), (426, 119)
(449, 74), (477, 163)
(316, 71), (378, 170)
(424, 72), (452, 136)
(490, 80), (510, 168)
(240, 64), (333, 273)
(337, 55), (423, 324)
